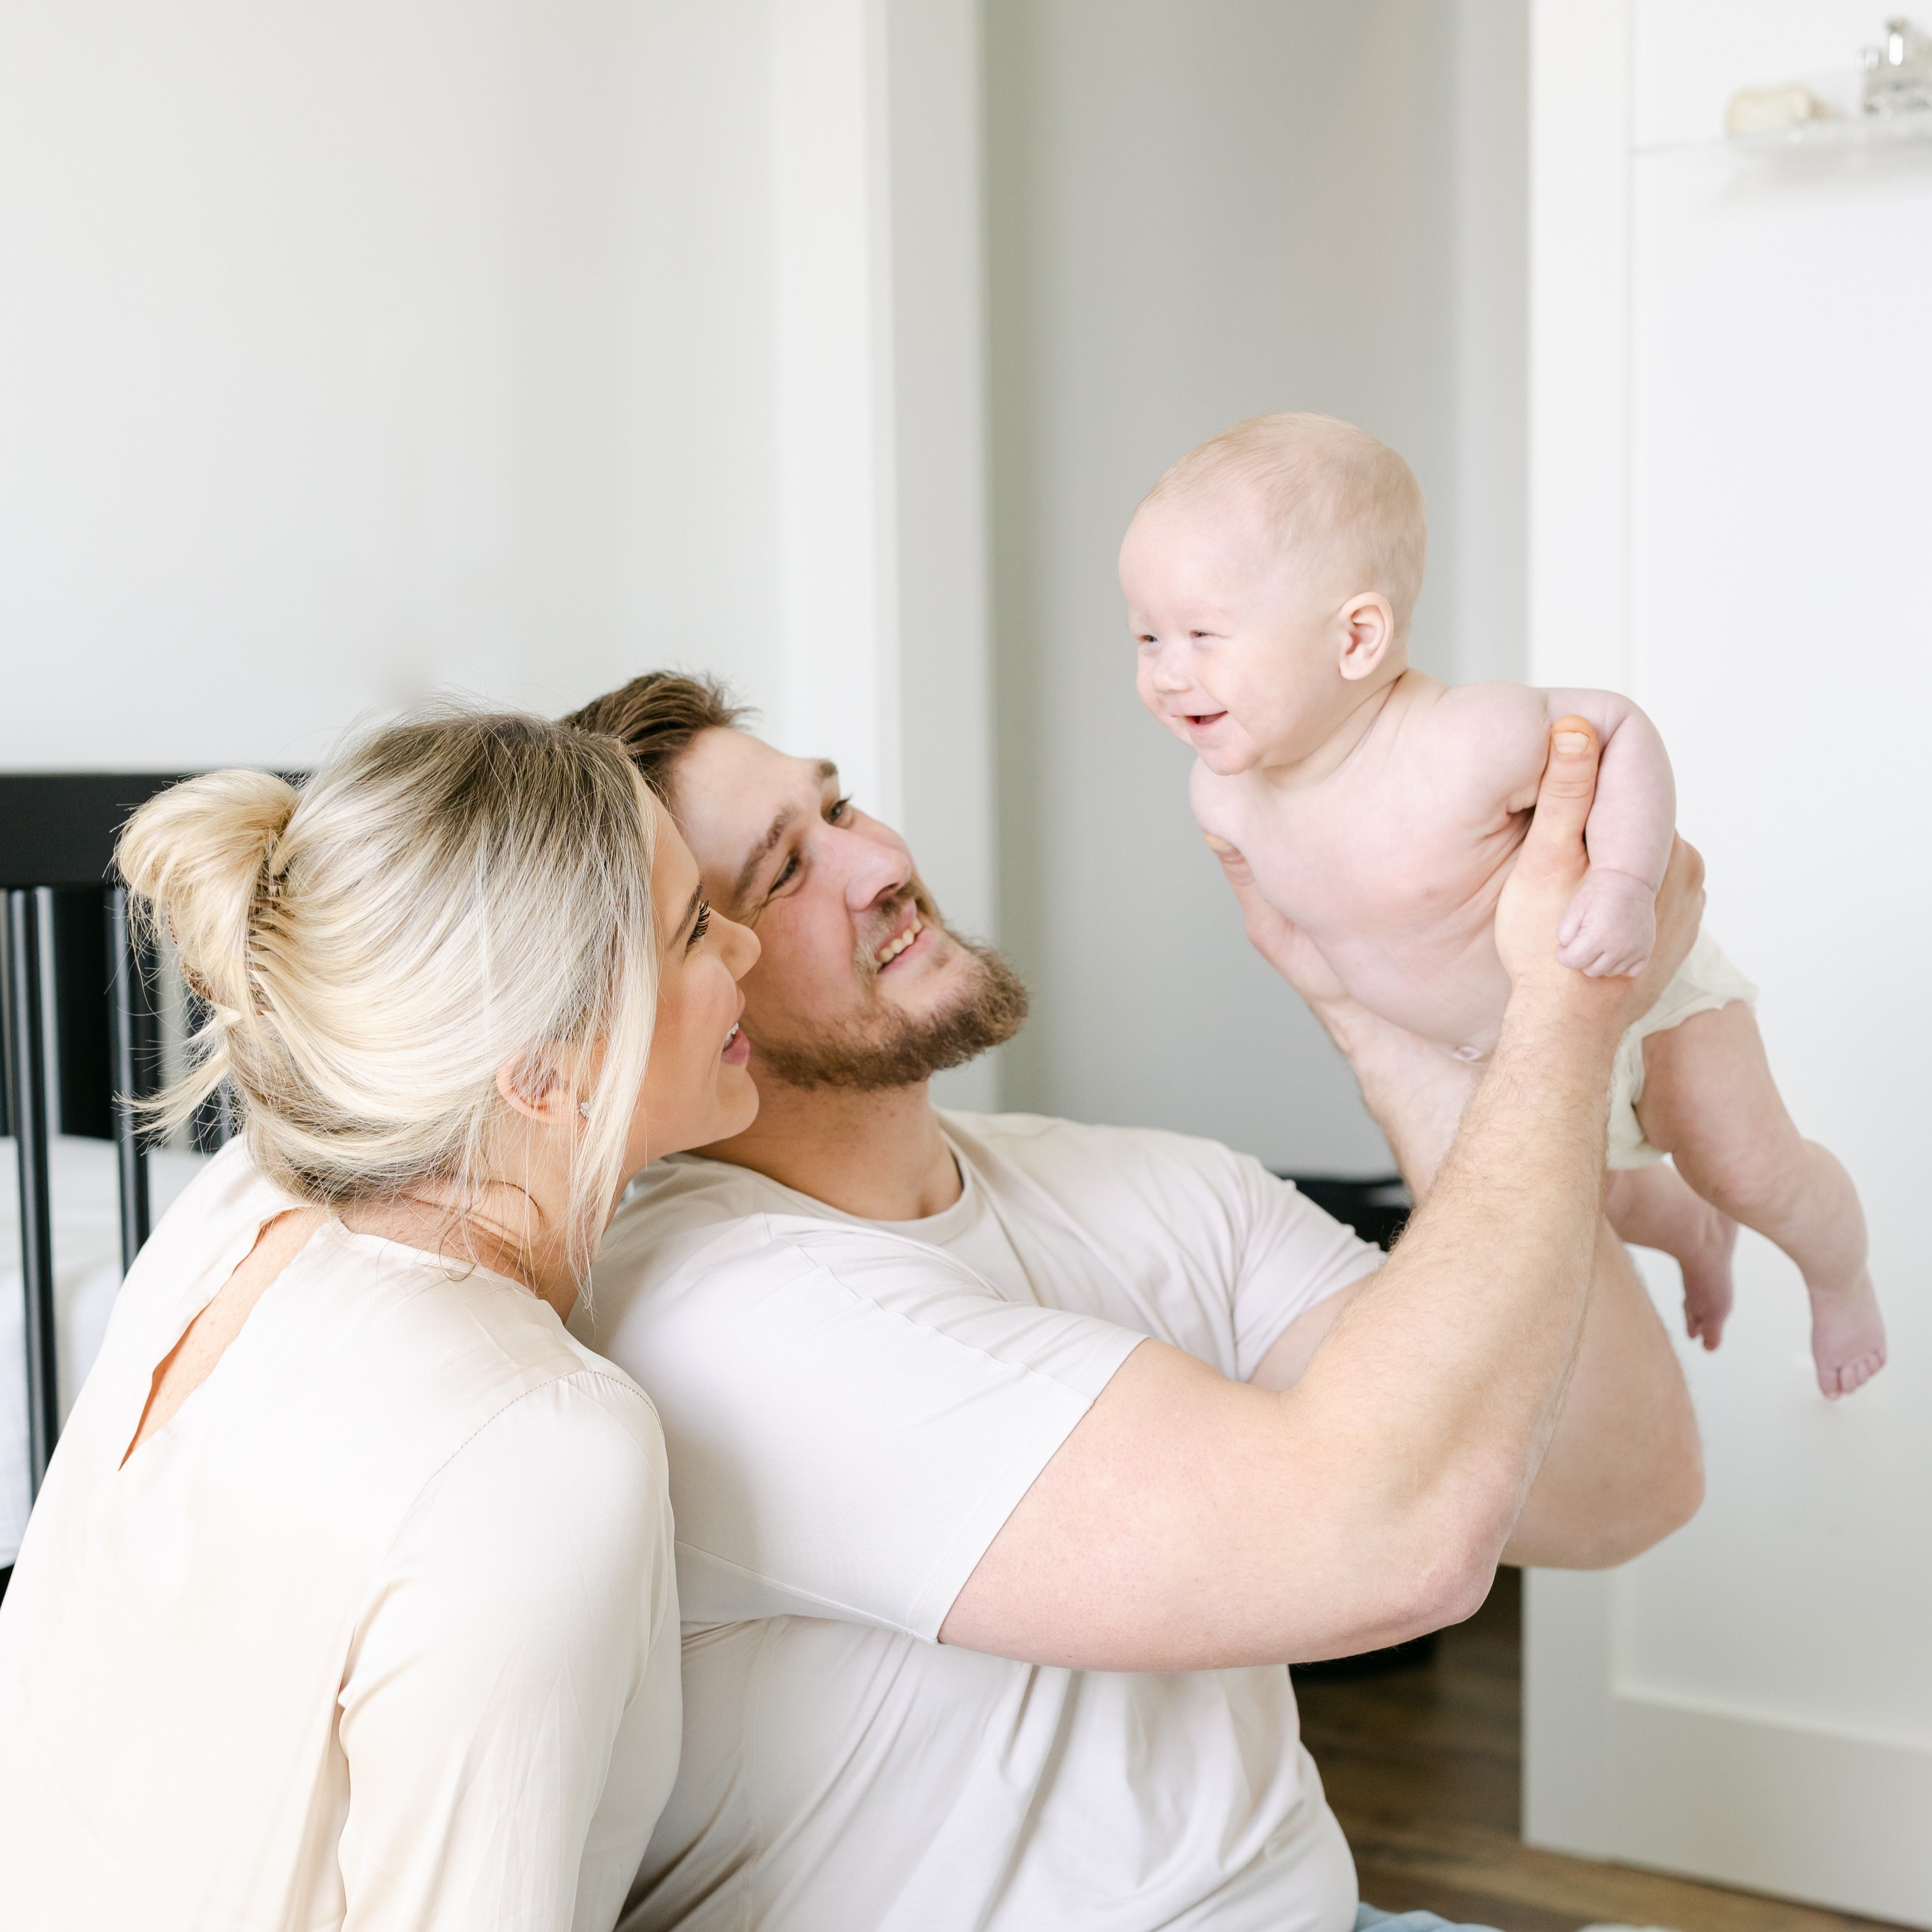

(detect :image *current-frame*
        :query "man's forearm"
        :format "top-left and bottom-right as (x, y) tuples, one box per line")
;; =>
(1280, 1001), (1621, 1639)
(946, 1000), (1635, 1672)
(941, 732), (1707, 1673)
(1308, 983), (1702, 1571)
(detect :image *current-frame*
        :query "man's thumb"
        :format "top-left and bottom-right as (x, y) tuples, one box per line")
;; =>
(1527, 716), (1602, 848)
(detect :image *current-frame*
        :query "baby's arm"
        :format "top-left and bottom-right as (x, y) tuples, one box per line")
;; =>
(1542, 689), (1676, 976)
(1432, 683), (1675, 978)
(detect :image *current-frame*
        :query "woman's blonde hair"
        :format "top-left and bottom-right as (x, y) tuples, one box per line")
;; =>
(116, 707), (659, 1280)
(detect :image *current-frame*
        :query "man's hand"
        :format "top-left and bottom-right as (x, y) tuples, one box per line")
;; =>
(1496, 718), (1704, 1042)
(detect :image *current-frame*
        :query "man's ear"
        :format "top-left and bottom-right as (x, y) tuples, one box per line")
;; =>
(496, 1050), (579, 1127)
(1336, 593), (1396, 682)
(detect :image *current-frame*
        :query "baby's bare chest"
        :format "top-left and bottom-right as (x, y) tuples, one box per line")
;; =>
(1209, 774), (1526, 940)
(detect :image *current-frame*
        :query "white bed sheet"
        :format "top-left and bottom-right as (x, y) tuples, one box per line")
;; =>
(1, 1137), (205, 1565)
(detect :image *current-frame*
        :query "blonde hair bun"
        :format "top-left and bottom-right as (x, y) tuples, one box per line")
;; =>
(117, 769), (300, 1019)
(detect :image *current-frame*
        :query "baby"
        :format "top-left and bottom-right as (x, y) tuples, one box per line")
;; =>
(1122, 412), (1885, 1397)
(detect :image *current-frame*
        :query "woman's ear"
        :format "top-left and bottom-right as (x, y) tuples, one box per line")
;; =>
(495, 1051), (579, 1127)
(1336, 593), (1396, 682)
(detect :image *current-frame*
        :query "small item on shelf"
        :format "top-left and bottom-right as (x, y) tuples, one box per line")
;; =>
(1726, 85), (1829, 134)
(1863, 16), (1932, 115)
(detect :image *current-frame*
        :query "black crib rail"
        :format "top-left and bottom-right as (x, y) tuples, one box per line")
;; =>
(2, 774), (188, 1497)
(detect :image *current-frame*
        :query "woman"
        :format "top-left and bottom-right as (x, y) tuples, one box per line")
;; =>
(0, 709), (759, 1930)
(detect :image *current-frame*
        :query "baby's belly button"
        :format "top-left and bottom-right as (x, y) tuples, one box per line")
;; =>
(1451, 1043), (1485, 1063)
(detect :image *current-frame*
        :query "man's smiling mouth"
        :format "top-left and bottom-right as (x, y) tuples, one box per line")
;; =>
(874, 912), (924, 968)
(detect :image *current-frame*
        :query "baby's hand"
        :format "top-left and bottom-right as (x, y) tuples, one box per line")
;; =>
(1555, 866), (1657, 978)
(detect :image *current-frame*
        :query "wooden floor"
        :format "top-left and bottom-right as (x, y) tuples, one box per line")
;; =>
(1294, 1569), (1902, 1932)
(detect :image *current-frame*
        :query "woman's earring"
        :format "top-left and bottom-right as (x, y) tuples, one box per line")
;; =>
(578, 1101), (592, 1122)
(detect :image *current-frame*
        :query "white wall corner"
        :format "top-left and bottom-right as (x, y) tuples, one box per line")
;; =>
(882, 0), (999, 1111)
(883, 0), (995, 935)
(769, 0), (903, 824)
(1523, 0), (1635, 1855)
(767, 0), (997, 1109)
(1527, 0), (1634, 693)
(1522, 1566), (1619, 1855)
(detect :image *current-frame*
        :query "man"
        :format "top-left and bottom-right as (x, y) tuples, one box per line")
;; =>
(564, 674), (1704, 1932)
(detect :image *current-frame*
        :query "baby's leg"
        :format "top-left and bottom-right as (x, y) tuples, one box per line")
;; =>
(1605, 1164), (1737, 1349)
(1636, 1003), (1884, 1397)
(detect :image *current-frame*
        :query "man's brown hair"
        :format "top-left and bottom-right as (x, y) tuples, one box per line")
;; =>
(561, 672), (747, 806)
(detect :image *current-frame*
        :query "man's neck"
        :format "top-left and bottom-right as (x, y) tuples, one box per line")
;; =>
(694, 1072), (963, 1221)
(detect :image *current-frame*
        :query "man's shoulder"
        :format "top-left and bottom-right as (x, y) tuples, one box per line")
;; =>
(586, 1157), (990, 1349)
(596, 1157), (803, 1287)
(619, 1149), (784, 1226)
(945, 1107), (1255, 1182)
(942, 1109), (1272, 1236)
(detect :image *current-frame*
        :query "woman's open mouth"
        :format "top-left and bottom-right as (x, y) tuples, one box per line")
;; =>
(722, 1010), (750, 1064)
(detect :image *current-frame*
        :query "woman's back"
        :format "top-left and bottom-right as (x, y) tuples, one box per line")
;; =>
(0, 1141), (680, 1930)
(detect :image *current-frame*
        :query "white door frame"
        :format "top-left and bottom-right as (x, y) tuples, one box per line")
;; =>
(1522, 6), (1932, 1919)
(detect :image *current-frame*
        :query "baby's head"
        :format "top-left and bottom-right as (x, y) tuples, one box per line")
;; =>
(1120, 413), (1426, 776)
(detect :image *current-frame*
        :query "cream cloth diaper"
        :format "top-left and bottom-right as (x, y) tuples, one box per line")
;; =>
(1607, 926), (1758, 1169)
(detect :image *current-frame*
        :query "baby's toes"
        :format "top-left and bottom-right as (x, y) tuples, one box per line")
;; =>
(1821, 1348), (1887, 1399)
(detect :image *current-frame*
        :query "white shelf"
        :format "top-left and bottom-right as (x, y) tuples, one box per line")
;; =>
(1638, 111), (1932, 162)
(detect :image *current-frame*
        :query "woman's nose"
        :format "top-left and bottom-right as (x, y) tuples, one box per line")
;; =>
(719, 911), (760, 979)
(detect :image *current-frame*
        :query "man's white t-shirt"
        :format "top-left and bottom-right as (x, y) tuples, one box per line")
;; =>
(575, 1111), (1383, 1932)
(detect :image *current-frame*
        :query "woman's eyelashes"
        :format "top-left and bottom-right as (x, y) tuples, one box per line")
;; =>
(686, 900), (712, 952)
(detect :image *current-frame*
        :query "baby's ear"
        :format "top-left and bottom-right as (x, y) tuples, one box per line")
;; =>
(1337, 593), (1396, 681)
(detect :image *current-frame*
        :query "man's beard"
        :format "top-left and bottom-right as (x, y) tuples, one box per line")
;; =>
(751, 920), (1029, 1093)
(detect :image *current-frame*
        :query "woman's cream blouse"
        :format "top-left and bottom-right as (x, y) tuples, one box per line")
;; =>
(0, 1142), (679, 1931)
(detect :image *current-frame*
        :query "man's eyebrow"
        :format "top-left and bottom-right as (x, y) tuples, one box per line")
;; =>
(732, 805), (797, 908)
(729, 764), (842, 908)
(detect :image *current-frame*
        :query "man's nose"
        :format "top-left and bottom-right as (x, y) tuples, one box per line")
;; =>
(840, 826), (912, 912)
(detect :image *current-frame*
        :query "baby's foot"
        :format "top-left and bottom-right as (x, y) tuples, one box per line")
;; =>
(1680, 1210), (1738, 1351)
(1810, 1268), (1887, 1398)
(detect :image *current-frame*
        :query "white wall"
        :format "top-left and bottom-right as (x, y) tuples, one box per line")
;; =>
(0, 4), (773, 770)
(985, 0), (1527, 1172)
(0, 1), (996, 966)
(1524, 4), (1932, 1917)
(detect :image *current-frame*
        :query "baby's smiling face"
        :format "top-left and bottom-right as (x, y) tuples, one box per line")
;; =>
(1121, 486), (1360, 778)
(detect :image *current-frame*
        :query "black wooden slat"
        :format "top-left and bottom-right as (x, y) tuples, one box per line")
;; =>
(4, 891), (60, 1493)
(52, 891), (114, 1142)
(107, 888), (156, 1273)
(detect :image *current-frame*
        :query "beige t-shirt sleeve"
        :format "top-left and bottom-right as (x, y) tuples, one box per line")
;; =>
(335, 1373), (680, 1932)
(1219, 1151), (1385, 1381)
(609, 1217), (1145, 1642)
